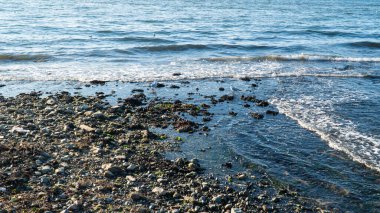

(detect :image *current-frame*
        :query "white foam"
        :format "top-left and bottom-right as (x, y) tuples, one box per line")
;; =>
(271, 96), (380, 173)
(0, 59), (378, 82)
(202, 54), (380, 63)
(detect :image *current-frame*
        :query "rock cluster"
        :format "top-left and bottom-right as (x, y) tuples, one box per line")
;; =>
(0, 92), (320, 212)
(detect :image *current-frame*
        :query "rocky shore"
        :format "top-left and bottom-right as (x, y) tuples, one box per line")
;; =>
(0, 87), (323, 212)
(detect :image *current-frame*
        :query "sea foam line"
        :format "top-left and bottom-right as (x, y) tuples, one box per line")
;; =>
(272, 98), (380, 173)
(201, 54), (380, 63)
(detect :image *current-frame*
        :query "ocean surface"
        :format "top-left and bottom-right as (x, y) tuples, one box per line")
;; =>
(0, 0), (379, 211)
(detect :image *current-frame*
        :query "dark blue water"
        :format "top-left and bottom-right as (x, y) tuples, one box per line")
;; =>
(0, 0), (379, 211)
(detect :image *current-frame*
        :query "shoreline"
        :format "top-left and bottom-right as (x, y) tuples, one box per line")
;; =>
(0, 81), (323, 212)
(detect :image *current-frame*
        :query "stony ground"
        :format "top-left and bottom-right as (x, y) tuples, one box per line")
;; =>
(0, 90), (323, 212)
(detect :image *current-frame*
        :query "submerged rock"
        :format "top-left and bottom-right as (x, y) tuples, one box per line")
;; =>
(266, 110), (279, 115)
(249, 112), (264, 119)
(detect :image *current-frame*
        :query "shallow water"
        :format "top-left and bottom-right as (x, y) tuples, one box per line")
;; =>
(1, 0), (380, 211)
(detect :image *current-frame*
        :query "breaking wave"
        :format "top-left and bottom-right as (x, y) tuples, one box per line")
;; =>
(0, 54), (50, 62)
(201, 55), (380, 63)
(346, 41), (380, 49)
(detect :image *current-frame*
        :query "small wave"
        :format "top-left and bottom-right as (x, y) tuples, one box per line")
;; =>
(270, 73), (380, 79)
(96, 30), (124, 34)
(305, 29), (356, 37)
(346, 41), (380, 49)
(131, 44), (211, 52)
(0, 54), (50, 62)
(130, 44), (272, 53)
(265, 29), (358, 37)
(113, 36), (174, 43)
(201, 55), (380, 63)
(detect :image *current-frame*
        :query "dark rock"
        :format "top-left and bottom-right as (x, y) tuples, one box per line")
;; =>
(124, 94), (147, 107)
(229, 111), (237, 116)
(256, 100), (269, 107)
(63, 123), (75, 131)
(240, 95), (256, 102)
(219, 87), (225, 91)
(201, 126), (210, 132)
(129, 192), (145, 201)
(222, 162), (232, 169)
(174, 120), (197, 133)
(240, 76), (251, 81)
(266, 110), (279, 115)
(219, 95), (234, 102)
(89, 80), (107, 85)
(202, 117), (211, 122)
(132, 89), (144, 93)
(249, 112), (264, 119)
(156, 83), (165, 88)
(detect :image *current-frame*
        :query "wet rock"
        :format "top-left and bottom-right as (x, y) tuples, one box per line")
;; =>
(79, 124), (95, 132)
(131, 206), (150, 213)
(219, 95), (234, 102)
(249, 112), (264, 119)
(212, 194), (225, 204)
(222, 162), (233, 169)
(40, 176), (50, 185)
(202, 117), (212, 122)
(10, 126), (29, 134)
(201, 126), (210, 131)
(219, 87), (225, 91)
(188, 162), (201, 171)
(231, 208), (243, 213)
(92, 111), (107, 120)
(271, 196), (280, 203)
(256, 100), (269, 107)
(126, 176), (136, 182)
(67, 201), (82, 211)
(229, 111), (237, 116)
(46, 98), (56, 105)
(124, 97), (143, 107)
(132, 89), (144, 93)
(236, 173), (247, 180)
(152, 187), (169, 197)
(174, 120), (197, 133)
(40, 165), (52, 174)
(102, 163), (123, 176)
(63, 123), (75, 131)
(240, 95), (256, 102)
(129, 192), (145, 201)
(89, 80), (107, 85)
(127, 164), (137, 171)
(266, 110), (279, 115)
(156, 83), (165, 88)
(185, 172), (197, 178)
(240, 76), (251, 81)
(55, 167), (65, 175)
